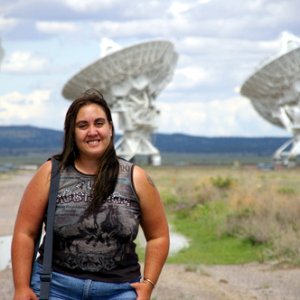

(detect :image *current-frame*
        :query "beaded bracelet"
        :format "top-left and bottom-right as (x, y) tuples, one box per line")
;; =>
(143, 278), (155, 288)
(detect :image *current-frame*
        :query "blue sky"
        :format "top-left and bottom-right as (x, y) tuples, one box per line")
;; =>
(0, 0), (299, 137)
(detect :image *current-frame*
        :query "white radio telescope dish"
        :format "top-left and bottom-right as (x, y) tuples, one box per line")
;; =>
(62, 40), (178, 165)
(240, 32), (300, 165)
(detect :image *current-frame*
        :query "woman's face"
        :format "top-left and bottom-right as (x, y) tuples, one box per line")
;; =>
(74, 103), (112, 160)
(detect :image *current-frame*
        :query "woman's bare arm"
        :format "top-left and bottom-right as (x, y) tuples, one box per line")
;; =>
(131, 165), (170, 300)
(11, 161), (52, 300)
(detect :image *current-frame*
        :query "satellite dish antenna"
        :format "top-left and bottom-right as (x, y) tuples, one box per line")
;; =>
(240, 32), (300, 166)
(99, 38), (122, 57)
(62, 39), (178, 165)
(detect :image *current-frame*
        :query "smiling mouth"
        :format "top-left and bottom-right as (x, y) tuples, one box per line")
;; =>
(87, 140), (100, 145)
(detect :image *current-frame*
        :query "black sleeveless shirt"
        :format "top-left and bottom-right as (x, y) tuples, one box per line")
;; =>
(38, 159), (141, 282)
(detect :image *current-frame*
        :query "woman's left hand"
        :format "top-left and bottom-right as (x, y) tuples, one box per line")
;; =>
(131, 281), (153, 300)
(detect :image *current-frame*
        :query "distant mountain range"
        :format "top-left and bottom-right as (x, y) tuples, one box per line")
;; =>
(0, 125), (64, 155)
(0, 125), (290, 156)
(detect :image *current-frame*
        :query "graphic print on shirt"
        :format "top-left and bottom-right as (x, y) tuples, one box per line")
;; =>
(52, 164), (140, 273)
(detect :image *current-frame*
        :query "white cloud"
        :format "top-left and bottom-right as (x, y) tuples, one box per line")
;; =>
(157, 96), (287, 137)
(168, 2), (191, 18)
(36, 21), (78, 34)
(198, 0), (211, 3)
(1, 51), (48, 73)
(265, 1), (299, 22)
(171, 66), (214, 89)
(245, 0), (266, 11)
(62, 0), (119, 12)
(168, 0), (211, 19)
(91, 19), (168, 38)
(0, 15), (18, 32)
(0, 0), (299, 138)
(0, 90), (51, 125)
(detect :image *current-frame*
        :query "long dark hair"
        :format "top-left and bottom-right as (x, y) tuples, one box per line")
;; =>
(54, 88), (119, 215)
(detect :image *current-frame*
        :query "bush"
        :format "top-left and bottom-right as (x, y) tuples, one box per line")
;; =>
(147, 165), (300, 264)
(210, 175), (234, 189)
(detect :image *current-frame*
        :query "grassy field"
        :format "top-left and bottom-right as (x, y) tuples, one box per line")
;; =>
(0, 152), (273, 169)
(145, 164), (300, 265)
(2, 153), (300, 265)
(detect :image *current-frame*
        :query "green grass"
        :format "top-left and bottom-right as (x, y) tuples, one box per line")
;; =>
(3, 154), (299, 265)
(0, 153), (51, 166)
(166, 200), (266, 264)
(137, 199), (266, 265)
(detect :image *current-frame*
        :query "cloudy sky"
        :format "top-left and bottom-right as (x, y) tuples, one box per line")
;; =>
(0, 0), (299, 137)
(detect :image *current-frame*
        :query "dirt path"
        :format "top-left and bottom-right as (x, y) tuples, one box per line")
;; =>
(2, 262), (300, 300)
(154, 263), (300, 300)
(1, 170), (300, 299)
(0, 170), (34, 236)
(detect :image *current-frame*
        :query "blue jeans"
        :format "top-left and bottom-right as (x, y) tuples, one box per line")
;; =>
(31, 262), (138, 300)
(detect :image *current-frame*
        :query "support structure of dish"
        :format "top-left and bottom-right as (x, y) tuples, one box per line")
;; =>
(62, 40), (178, 165)
(240, 32), (300, 166)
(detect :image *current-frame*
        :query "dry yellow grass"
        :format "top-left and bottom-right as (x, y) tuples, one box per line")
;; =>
(146, 165), (300, 263)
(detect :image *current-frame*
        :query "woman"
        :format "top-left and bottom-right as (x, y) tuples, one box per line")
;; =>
(11, 89), (170, 300)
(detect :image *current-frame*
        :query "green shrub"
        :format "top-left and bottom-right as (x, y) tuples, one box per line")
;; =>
(277, 186), (296, 195)
(210, 175), (234, 189)
(146, 165), (300, 265)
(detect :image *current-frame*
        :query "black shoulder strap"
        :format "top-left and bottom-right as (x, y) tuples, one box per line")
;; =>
(39, 158), (60, 300)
